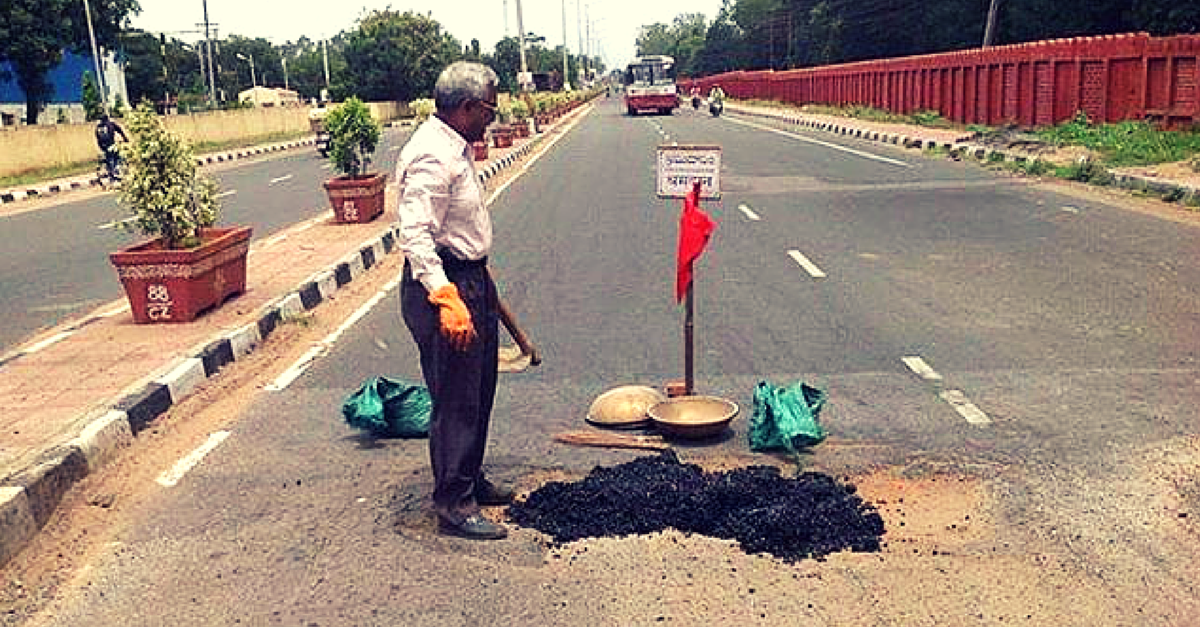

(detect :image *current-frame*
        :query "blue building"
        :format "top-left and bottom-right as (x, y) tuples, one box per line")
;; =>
(0, 50), (129, 127)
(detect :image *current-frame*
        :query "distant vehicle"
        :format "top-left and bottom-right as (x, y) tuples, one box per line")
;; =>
(624, 55), (678, 116)
(532, 72), (563, 92)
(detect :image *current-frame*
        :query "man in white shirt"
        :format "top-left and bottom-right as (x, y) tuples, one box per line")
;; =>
(396, 61), (514, 541)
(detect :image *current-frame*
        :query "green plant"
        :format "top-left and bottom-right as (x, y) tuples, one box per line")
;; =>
(326, 97), (381, 177)
(510, 99), (528, 120)
(81, 72), (103, 121)
(410, 98), (435, 121)
(118, 103), (219, 249)
(1055, 157), (1114, 186)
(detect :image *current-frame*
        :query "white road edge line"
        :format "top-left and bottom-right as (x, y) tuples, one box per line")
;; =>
(23, 330), (75, 354)
(726, 116), (912, 167)
(739, 204), (761, 221)
(787, 249), (827, 278)
(265, 280), (400, 392)
(901, 356), (943, 381)
(269, 174), (294, 185)
(939, 390), (992, 425)
(217, 190), (237, 198)
(156, 431), (231, 487)
(97, 216), (136, 230)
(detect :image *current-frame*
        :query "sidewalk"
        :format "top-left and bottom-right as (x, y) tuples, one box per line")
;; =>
(0, 110), (573, 568)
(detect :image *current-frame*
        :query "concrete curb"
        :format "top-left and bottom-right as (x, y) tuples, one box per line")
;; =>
(727, 104), (1200, 206)
(0, 137), (316, 205)
(0, 111), (572, 568)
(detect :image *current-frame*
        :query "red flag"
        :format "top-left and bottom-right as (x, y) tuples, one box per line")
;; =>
(675, 182), (716, 302)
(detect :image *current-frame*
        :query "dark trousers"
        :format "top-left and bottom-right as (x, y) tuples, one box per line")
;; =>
(400, 257), (498, 524)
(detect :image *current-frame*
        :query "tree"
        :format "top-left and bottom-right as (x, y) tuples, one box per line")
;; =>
(81, 71), (103, 120)
(342, 10), (461, 102)
(0, 0), (140, 124)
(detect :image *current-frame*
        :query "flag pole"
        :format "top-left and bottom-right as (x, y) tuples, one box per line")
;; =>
(684, 279), (694, 396)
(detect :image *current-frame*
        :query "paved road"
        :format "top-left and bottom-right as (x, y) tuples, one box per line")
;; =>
(0, 129), (410, 354)
(14, 98), (1200, 625)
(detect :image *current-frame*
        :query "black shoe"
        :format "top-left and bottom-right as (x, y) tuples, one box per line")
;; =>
(438, 514), (508, 540)
(474, 479), (515, 506)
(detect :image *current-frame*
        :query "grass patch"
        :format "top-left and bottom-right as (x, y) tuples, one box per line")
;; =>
(1033, 112), (1200, 167)
(1054, 158), (1114, 186)
(798, 104), (952, 129)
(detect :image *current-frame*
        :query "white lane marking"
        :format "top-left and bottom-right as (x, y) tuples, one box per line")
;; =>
(739, 204), (761, 221)
(901, 356), (943, 381)
(218, 190), (237, 198)
(156, 431), (231, 487)
(269, 174), (294, 185)
(1061, 206), (1079, 214)
(321, 163), (333, 170)
(97, 216), (136, 230)
(99, 303), (131, 318)
(726, 116), (912, 167)
(939, 390), (992, 425)
(23, 330), (74, 353)
(787, 249), (827, 278)
(265, 279), (400, 391)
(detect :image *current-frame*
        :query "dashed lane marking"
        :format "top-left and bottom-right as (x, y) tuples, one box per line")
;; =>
(901, 356), (943, 380)
(156, 431), (231, 487)
(787, 249), (826, 278)
(269, 174), (294, 185)
(739, 204), (761, 221)
(218, 190), (237, 198)
(939, 389), (992, 425)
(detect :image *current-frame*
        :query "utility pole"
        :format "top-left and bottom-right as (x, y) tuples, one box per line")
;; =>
(81, 0), (108, 116)
(322, 39), (331, 100)
(282, 56), (289, 90)
(577, 0), (584, 87)
(504, 0), (509, 38)
(201, 0), (217, 106)
(515, 0), (530, 91)
(982, 0), (1001, 48)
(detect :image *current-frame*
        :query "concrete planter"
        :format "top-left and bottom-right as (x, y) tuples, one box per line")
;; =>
(323, 172), (388, 224)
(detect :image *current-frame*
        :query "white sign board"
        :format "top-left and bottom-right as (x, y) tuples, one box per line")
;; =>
(657, 145), (721, 199)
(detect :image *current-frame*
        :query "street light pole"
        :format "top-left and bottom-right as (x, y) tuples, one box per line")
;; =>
(514, 0), (530, 91)
(561, 0), (571, 90)
(81, 0), (108, 116)
(282, 57), (289, 91)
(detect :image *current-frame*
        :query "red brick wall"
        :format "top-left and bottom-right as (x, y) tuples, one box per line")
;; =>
(682, 33), (1200, 128)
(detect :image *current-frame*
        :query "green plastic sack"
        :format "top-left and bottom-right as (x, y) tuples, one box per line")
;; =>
(341, 376), (431, 438)
(749, 380), (827, 452)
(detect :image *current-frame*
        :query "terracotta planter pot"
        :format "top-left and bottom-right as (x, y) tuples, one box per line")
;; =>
(472, 141), (489, 161)
(109, 226), (253, 324)
(492, 125), (513, 148)
(323, 172), (388, 224)
(513, 120), (530, 138)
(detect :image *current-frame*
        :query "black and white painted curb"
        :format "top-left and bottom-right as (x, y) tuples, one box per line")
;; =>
(728, 104), (1200, 204)
(0, 137), (316, 205)
(0, 225), (399, 566)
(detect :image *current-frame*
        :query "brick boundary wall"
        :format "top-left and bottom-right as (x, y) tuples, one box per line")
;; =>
(682, 32), (1200, 128)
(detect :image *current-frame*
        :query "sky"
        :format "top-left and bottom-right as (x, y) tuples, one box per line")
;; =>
(129, 0), (726, 72)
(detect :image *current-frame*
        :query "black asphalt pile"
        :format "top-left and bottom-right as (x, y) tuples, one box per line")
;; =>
(509, 451), (885, 562)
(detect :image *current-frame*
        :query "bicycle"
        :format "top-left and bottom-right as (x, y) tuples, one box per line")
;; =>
(95, 149), (123, 190)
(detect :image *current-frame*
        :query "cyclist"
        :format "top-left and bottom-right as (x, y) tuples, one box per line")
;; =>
(95, 113), (128, 182)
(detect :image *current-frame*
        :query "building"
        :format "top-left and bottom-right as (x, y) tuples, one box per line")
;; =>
(0, 50), (129, 127)
(238, 86), (300, 108)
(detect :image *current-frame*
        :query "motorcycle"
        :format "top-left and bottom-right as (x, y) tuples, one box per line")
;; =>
(709, 100), (723, 117)
(692, 95), (701, 110)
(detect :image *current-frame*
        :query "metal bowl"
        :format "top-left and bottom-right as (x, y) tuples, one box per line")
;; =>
(648, 396), (739, 439)
(586, 385), (667, 429)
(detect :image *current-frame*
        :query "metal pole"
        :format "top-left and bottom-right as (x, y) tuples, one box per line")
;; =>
(515, 0), (529, 87)
(81, 0), (108, 116)
(202, 0), (216, 105)
(983, 0), (1001, 47)
(322, 40), (330, 91)
(282, 57), (289, 90)
(562, 0), (571, 90)
(576, 0), (584, 86)
(250, 54), (256, 87)
(684, 281), (694, 396)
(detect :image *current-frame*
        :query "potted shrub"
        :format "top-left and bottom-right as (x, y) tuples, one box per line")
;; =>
(492, 99), (514, 149)
(322, 97), (387, 223)
(109, 103), (252, 324)
(510, 99), (530, 138)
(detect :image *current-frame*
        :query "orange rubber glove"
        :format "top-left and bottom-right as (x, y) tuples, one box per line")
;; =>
(428, 284), (476, 350)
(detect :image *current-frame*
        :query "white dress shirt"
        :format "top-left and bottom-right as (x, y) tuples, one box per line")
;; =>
(396, 115), (491, 292)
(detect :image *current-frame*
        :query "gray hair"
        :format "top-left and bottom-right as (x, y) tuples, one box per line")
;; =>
(434, 62), (499, 112)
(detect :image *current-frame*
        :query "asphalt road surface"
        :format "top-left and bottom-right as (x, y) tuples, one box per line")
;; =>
(6, 98), (1200, 626)
(0, 128), (410, 354)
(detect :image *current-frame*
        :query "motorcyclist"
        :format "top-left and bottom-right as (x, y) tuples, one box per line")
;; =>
(708, 85), (726, 116)
(95, 112), (128, 181)
(690, 86), (701, 109)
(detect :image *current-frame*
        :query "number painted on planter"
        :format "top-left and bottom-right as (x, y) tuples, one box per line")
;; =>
(342, 200), (358, 221)
(147, 283), (173, 321)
